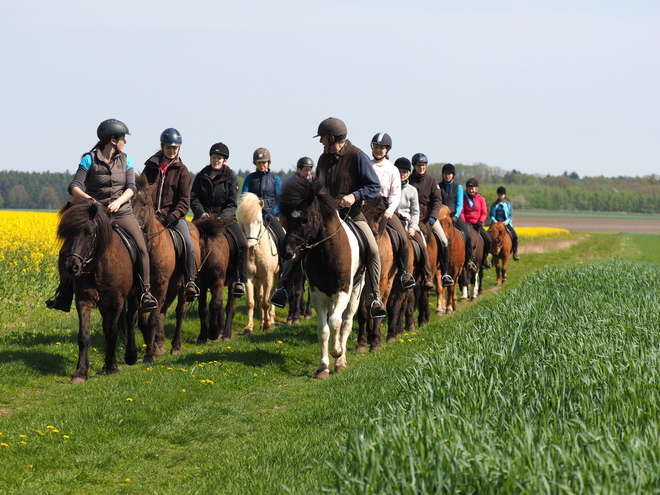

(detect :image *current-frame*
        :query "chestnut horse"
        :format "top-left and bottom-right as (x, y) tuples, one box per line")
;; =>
(132, 175), (200, 361)
(459, 227), (484, 302)
(237, 192), (280, 333)
(55, 198), (138, 383)
(193, 217), (239, 343)
(436, 205), (465, 315)
(279, 177), (365, 379)
(488, 221), (512, 285)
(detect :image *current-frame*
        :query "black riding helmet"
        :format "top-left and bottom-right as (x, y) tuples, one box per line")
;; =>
(297, 156), (314, 168)
(442, 163), (456, 175)
(497, 186), (506, 195)
(97, 119), (130, 143)
(371, 132), (392, 149)
(466, 177), (480, 187)
(394, 157), (412, 172)
(209, 142), (229, 158)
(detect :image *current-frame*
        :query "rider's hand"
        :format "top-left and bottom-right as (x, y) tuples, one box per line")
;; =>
(107, 200), (121, 213)
(163, 214), (178, 228)
(339, 194), (356, 208)
(475, 221), (483, 228)
(407, 228), (416, 238)
(384, 210), (393, 220)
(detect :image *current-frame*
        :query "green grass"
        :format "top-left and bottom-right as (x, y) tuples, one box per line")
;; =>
(1, 233), (660, 493)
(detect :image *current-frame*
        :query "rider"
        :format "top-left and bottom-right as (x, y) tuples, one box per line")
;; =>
(270, 117), (387, 319)
(242, 148), (286, 252)
(438, 162), (477, 272)
(46, 119), (158, 313)
(370, 132), (415, 290)
(408, 153), (455, 286)
(142, 128), (200, 301)
(284, 156), (315, 186)
(394, 157), (445, 290)
(190, 142), (248, 297)
(490, 186), (520, 261)
(460, 177), (492, 268)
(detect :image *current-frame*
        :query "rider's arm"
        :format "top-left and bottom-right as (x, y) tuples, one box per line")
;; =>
(273, 175), (282, 216)
(455, 184), (464, 218)
(352, 152), (381, 202)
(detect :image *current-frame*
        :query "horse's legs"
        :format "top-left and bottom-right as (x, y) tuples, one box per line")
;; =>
(244, 277), (255, 333)
(101, 306), (122, 376)
(222, 291), (237, 341)
(208, 284), (225, 341)
(171, 291), (187, 355)
(310, 290), (331, 379)
(196, 289), (210, 345)
(72, 302), (93, 383)
(143, 311), (164, 363)
(124, 298), (139, 365)
(356, 297), (368, 352)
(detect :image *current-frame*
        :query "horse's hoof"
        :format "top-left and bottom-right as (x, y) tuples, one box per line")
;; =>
(222, 336), (232, 342)
(125, 350), (138, 365)
(70, 376), (87, 384)
(356, 344), (367, 353)
(460, 297), (468, 302)
(329, 347), (343, 359)
(386, 336), (397, 344)
(334, 363), (347, 373)
(143, 355), (154, 364)
(155, 345), (165, 357)
(315, 369), (330, 379)
(285, 318), (293, 325)
(208, 329), (221, 341)
(291, 318), (301, 325)
(242, 328), (253, 335)
(170, 349), (180, 356)
(435, 309), (443, 316)
(195, 338), (207, 345)
(369, 344), (381, 353)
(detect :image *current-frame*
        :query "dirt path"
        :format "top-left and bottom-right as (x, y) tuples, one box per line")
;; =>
(516, 216), (660, 233)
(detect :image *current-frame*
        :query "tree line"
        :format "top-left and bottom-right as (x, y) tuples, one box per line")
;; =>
(2, 166), (660, 214)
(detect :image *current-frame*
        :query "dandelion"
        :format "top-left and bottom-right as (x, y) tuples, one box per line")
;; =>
(35, 430), (45, 436)
(53, 429), (60, 433)
(1, 443), (8, 447)
(20, 441), (27, 445)
(19, 434), (26, 438)
(277, 340), (283, 344)
(63, 435), (70, 439)
(46, 425), (55, 429)
(398, 338), (404, 343)
(181, 389), (186, 393)
(126, 398), (133, 402)
(125, 478), (131, 482)
(253, 374), (259, 377)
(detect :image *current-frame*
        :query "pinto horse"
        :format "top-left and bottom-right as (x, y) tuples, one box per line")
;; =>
(488, 221), (512, 285)
(459, 226), (484, 301)
(279, 177), (365, 379)
(193, 217), (239, 343)
(237, 192), (280, 333)
(132, 175), (200, 361)
(436, 205), (465, 315)
(55, 198), (138, 383)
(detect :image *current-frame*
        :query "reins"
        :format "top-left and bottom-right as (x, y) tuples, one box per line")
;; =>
(295, 211), (349, 251)
(66, 230), (97, 273)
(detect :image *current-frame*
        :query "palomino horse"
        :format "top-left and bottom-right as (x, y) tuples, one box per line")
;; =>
(237, 192), (280, 333)
(356, 196), (397, 353)
(436, 205), (465, 315)
(132, 175), (200, 361)
(488, 221), (513, 285)
(279, 177), (365, 379)
(193, 217), (239, 343)
(55, 198), (138, 383)
(459, 226), (484, 301)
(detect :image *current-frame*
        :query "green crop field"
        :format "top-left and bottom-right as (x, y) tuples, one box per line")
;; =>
(1, 219), (659, 494)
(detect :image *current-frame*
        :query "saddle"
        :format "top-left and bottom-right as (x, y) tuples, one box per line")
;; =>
(222, 225), (242, 270)
(113, 224), (139, 266)
(386, 224), (402, 254)
(410, 234), (423, 263)
(343, 216), (369, 267)
(167, 226), (187, 265)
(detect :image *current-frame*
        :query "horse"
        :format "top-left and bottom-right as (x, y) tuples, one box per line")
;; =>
(279, 177), (365, 379)
(488, 221), (513, 285)
(459, 226), (484, 302)
(236, 192), (280, 333)
(386, 233), (417, 342)
(356, 196), (397, 353)
(193, 217), (239, 343)
(435, 205), (465, 315)
(55, 198), (138, 383)
(415, 205), (440, 325)
(132, 175), (200, 361)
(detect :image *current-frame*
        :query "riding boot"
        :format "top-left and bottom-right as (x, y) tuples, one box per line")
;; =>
(270, 256), (302, 308)
(440, 248), (454, 287)
(138, 277), (158, 313)
(512, 236), (520, 261)
(232, 242), (248, 297)
(397, 254), (415, 290)
(420, 243), (435, 291)
(185, 254), (200, 301)
(465, 233), (477, 272)
(45, 278), (74, 312)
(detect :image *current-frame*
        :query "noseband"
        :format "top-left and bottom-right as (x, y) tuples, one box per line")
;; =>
(66, 230), (97, 273)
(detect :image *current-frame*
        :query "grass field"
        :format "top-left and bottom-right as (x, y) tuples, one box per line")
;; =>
(1, 211), (659, 493)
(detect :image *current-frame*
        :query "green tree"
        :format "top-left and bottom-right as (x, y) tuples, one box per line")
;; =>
(7, 185), (29, 209)
(39, 186), (59, 210)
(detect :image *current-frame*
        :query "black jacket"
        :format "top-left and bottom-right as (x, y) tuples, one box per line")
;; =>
(190, 165), (239, 223)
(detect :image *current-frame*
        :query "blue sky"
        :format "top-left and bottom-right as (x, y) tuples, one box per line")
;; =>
(1, 0), (658, 178)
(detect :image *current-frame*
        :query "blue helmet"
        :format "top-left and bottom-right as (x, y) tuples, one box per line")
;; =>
(411, 153), (428, 165)
(160, 128), (182, 147)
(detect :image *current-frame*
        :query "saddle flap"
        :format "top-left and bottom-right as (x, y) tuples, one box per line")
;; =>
(343, 217), (368, 266)
(113, 224), (139, 266)
(168, 227), (186, 262)
(386, 224), (401, 253)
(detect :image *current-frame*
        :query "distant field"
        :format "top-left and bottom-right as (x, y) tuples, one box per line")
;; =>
(515, 210), (660, 233)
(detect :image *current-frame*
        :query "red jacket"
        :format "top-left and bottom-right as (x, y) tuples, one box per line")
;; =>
(460, 192), (487, 225)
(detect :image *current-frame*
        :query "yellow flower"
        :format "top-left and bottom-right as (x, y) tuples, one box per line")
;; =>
(1, 443), (8, 447)
(35, 430), (45, 436)
(181, 389), (186, 393)
(126, 398), (133, 402)
(277, 341), (283, 344)
(46, 425), (55, 429)
(63, 435), (70, 439)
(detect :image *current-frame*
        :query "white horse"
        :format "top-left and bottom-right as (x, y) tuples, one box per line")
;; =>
(237, 193), (280, 333)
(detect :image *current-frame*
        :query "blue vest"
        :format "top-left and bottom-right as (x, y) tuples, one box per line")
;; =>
(246, 170), (278, 216)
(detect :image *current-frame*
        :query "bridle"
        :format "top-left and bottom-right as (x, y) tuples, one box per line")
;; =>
(287, 210), (347, 252)
(66, 230), (97, 273)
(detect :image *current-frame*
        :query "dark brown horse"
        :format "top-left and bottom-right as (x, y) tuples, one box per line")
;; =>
(459, 226), (484, 301)
(132, 175), (200, 361)
(55, 198), (138, 383)
(356, 196), (398, 352)
(436, 205), (465, 315)
(280, 177), (365, 379)
(488, 221), (512, 285)
(415, 205), (440, 325)
(193, 217), (239, 343)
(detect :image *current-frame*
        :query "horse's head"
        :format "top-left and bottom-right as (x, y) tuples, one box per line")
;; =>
(132, 174), (157, 231)
(437, 205), (452, 231)
(237, 192), (264, 249)
(279, 177), (332, 260)
(57, 198), (112, 277)
(488, 222), (506, 255)
(362, 196), (388, 237)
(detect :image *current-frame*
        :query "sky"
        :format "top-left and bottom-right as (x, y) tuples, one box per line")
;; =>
(1, 0), (658, 179)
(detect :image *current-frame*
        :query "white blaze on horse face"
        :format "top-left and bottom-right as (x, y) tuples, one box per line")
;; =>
(291, 210), (301, 218)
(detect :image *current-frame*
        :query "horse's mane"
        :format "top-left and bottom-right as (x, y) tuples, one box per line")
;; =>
(437, 204), (451, 221)
(362, 196), (388, 235)
(279, 177), (336, 220)
(237, 192), (263, 225)
(57, 197), (113, 260)
(194, 216), (228, 242)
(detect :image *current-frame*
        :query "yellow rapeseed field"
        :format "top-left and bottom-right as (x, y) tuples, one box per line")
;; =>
(516, 227), (570, 241)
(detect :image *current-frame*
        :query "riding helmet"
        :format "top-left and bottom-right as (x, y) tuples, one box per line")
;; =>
(314, 117), (347, 138)
(97, 119), (130, 143)
(394, 157), (412, 172)
(209, 142), (230, 158)
(442, 163), (456, 175)
(466, 177), (480, 187)
(411, 153), (428, 165)
(253, 148), (271, 163)
(160, 128), (182, 147)
(297, 156), (314, 168)
(497, 186), (506, 195)
(371, 132), (392, 149)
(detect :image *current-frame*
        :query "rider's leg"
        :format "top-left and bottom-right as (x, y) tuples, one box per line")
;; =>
(413, 230), (436, 291)
(355, 220), (386, 318)
(431, 221), (454, 286)
(269, 256), (302, 308)
(173, 219), (200, 300)
(508, 224), (520, 260)
(388, 214), (415, 289)
(115, 215), (158, 313)
(227, 221), (248, 297)
(479, 227), (492, 268)
(454, 217), (476, 271)
(46, 249), (74, 312)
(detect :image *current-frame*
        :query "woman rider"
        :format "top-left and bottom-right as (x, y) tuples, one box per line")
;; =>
(490, 186), (520, 260)
(46, 119), (158, 313)
(460, 177), (492, 267)
(241, 148), (286, 252)
(190, 142), (247, 297)
(142, 128), (200, 301)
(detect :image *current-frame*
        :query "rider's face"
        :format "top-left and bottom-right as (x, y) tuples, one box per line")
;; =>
(163, 145), (179, 160)
(467, 186), (478, 197)
(372, 144), (388, 161)
(210, 154), (226, 170)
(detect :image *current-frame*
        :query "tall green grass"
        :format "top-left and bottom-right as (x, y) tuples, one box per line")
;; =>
(325, 258), (660, 494)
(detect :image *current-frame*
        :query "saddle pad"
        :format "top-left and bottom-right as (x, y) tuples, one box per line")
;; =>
(344, 218), (368, 266)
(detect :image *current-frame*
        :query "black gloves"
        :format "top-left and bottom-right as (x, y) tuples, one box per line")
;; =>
(161, 214), (178, 228)
(475, 221), (483, 229)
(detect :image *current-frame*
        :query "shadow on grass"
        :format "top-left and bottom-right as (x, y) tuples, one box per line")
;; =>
(0, 349), (70, 376)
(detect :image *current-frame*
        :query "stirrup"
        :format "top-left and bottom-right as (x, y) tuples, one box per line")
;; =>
(467, 260), (477, 271)
(400, 272), (416, 290)
(232, 282), (246, 298)
(441, 274), (454, 287)
(513, 254), (520, 261)
(483, 259), (492, 269)
(185, 281), (200, 301)
(139, 292), (158, 313)
(269, 287), (288, 308)
(369, 300), (387, 319)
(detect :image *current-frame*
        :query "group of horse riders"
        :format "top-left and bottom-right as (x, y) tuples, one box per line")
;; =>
(46, 117), (519, 320)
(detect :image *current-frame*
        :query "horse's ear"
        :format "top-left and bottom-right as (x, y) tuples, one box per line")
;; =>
(259, 200), (264, 208)
(89, 202), (98, 220)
